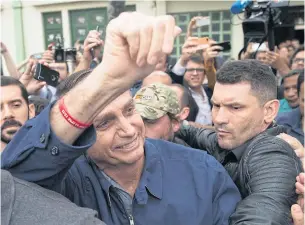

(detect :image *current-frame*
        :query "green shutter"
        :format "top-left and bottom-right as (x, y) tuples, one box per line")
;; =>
(43, 12), (63, 49)
(69, 5), (136, 46)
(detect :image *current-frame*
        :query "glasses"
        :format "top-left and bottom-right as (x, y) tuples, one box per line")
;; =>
(185, 68), (205, 73)
(293, 58), (305, 64)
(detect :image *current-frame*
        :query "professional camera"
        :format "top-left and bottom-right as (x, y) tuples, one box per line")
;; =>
(241, 0), (289, 50)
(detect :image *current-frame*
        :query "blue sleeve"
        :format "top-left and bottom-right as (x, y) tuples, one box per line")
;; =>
(209, 158), (241, 225)
(1, 101), (96, 191)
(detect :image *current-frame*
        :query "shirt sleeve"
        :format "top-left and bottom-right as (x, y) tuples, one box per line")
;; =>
(171, 61), (186, 76)
(229, 138), (303, 224)
(1, 101), (96, 190)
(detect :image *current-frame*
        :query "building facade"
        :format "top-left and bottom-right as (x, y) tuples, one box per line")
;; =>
(1, 0), (304, 70)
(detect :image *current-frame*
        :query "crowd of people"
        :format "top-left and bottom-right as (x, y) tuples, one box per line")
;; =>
(1, 11), (304, 225)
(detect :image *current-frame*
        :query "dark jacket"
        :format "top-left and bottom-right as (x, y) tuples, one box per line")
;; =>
(176, 124), (303, 225)
(276, 108), (304, 145)
(1, 170), (106, 225)
(1, 104), (241, 225)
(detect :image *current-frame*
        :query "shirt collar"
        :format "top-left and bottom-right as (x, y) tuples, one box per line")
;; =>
(189, 86), (204, 95)
(87, 139), (163, 202)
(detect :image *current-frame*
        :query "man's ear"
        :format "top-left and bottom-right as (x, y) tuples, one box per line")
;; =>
(28, 103), (36, 119)
(263, 99), (279, 124)
(172, 118), (181, 133)
(180, 107), (190, 121)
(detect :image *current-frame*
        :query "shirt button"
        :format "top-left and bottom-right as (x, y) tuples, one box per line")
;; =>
(51, 146), (59, 156)
(39, 134), (46, 143)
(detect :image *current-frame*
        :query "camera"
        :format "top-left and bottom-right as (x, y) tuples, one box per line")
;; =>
(242, 0), (289, 50)
(54, 37), (65, 63)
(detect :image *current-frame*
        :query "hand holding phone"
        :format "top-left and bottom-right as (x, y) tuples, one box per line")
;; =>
(211, 41), (231, 52)
(34, 63), (59, 87)
(90, 26), (100, 59)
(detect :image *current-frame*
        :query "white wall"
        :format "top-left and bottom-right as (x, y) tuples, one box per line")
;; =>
(1, 0), (304, 65)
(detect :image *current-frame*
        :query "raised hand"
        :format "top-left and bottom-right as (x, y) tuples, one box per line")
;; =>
(101, 12), (181, 85)
(203, 39), (223, 62)
(83, 30), (104, 61)
(19, 59), (46, 95)
(179, 37), (202, 66)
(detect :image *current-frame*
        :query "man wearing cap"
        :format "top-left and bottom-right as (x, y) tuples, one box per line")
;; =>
(134, 83), (181, 142)
(2, 13), (241, 225)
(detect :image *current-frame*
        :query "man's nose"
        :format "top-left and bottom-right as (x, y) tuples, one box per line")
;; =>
(117, 116), (136, 137)
(213, 107), (229, 125)
(287, 88), (296, 97)
(2, 106), (14, 121)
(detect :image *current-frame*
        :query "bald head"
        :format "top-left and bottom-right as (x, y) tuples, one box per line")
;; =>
(142, 71), (172, 87)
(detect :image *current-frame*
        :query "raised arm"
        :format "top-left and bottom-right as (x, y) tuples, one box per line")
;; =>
(2, 12), (181, 187)
(1, 42), (22, 79)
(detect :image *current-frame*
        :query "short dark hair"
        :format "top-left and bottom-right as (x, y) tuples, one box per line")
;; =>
(281, 69), (303, 85)
(187, 54), (204, 65)
(56, 69), (92, 98)
(1, 76), (29, 104)
(216, 59), (277, 104)
(290, 45), (304, 67)
(170, 83), (189, 108)
(297, 69), (304, 96)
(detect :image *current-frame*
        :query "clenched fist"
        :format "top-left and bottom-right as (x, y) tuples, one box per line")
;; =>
(100, 12), (181, 85)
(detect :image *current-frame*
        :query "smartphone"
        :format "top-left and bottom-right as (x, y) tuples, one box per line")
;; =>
(211, 41), (231, 52)
(90, 26), (100, 59)
(195, 17), (210, 28)
(34, 63), (60, 87)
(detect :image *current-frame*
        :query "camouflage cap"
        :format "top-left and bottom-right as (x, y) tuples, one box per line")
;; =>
(134, 83), (180, 120)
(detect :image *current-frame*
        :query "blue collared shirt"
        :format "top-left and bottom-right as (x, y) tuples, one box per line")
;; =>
(2, 103), (241, 225)
(276, 108), (304, 145)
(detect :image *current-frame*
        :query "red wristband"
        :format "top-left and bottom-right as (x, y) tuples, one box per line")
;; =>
(59, 98), (92, 129)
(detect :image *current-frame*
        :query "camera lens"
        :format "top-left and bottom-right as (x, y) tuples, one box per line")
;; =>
(51, 75), (56, 81)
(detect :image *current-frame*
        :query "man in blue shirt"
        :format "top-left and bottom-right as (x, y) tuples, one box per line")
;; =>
(278, 70), (302, 113)
(277, 70), (304, 145)
(1, 13), (240, 225)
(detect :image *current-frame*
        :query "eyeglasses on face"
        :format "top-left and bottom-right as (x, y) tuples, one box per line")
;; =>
(293, 58), (305, 64)
(185, 68), (205, 73)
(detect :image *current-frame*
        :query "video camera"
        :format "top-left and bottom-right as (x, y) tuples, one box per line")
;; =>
(231, 0), (289, 51)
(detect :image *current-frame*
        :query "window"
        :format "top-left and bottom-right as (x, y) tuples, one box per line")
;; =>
(69, 5), (136, 46)
(43, 12), (63, 49)
(170, 10), (232, 61)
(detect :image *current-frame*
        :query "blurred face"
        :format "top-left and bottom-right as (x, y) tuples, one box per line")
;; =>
(283, 75), (299, 108)
(88, 92), (145, 168)
(144, 114), (179, 141)
(142, 71), (172, 87)
(212, 82), (268, 150)
(1, 85), (35, 145)
(184, 61), (205, 90)
(299, 82), (304, 118)
(256, 51), (267, 64)
(291, 51), (305, 70)
(170, 86), (190, 121)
